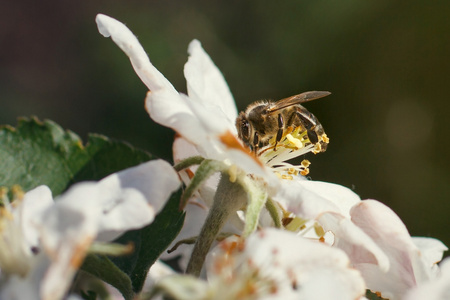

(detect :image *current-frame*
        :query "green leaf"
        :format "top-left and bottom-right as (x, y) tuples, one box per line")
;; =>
(365, 290), (389, 300)
(82, 254), (134, 300)
(109, 189), (185, 293)
(1, 118), (185, 297)
(0, 117), (154, 195)
(179, 159), (226, 209)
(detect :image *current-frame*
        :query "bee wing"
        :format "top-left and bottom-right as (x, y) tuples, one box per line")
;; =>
(267, 91), (331, 113)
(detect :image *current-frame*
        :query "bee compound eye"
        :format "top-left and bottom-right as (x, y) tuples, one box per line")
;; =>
(241, 120), (250, 141)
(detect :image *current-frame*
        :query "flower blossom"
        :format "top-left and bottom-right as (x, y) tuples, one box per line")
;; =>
(0, 160), (180, 300)
(154, 228), (366, 300)
(95, 14), (447, 299)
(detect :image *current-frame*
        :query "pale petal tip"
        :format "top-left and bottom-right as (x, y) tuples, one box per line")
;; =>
(95, 14), (116, 38)
(188, 39), (202, 55)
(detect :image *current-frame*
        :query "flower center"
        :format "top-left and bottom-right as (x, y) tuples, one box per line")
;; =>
(256, 125), (329, 177)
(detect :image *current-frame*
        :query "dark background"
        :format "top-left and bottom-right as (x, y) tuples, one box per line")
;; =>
(2, 1), (449, 252)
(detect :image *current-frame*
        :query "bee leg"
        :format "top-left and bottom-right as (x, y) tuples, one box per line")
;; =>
(296, 112), (319, 144)
(274, 113), (284, 151)
(253, 132), (259, 154)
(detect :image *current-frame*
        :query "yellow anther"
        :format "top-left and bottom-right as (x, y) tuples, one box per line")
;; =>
(286, 134), (303, 149)
(301, 160), (311, 168)
(320, 134), (330, 144)
(300, 168), (309, 176)
(281, 174), (293, 180)
(312, 143), (322, 154)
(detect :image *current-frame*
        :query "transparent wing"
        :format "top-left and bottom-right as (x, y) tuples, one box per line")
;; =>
(267, 91), (331, 113)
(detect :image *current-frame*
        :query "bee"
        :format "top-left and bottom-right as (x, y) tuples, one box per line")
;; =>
(235, 91), (330, 154)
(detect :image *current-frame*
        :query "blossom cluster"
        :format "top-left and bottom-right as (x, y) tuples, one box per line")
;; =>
(1, 13), (448, 300)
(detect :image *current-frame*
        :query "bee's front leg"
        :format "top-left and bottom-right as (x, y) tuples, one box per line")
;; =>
(274, 113), (284, 151)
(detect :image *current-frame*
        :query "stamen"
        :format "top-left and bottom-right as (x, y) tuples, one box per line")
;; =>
(285, 134), (303, 149)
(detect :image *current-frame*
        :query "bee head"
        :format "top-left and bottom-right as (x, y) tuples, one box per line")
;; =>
(236, 111), (251, 146)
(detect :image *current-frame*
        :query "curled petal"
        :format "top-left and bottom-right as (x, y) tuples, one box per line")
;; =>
(96, 14), (175, 92)
(350, 200), (445, 299)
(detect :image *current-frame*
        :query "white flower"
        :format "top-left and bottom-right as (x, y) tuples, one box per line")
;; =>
(95, 14), (448, 300)
(155, 228), (366, 300)
(347, 200), (447, 299)
(0, 159), (180, 300)
(0, 185), (53, 277)
(405, 257), (450, 300)
(272, 179), (448, 299)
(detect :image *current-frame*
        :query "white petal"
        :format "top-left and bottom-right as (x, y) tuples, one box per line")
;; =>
(95, 14), (212, 149)
(142, 260), (175, 293)
(350, 200), (443, 299)
(412, 237), (448, 268)
(405, 257), (450, 300)
(20, 185), (54, 249)
(0, 252), (49, 300)
(145, 91), (210, 149)
(317, 212), (390, 272)
(185, 39), (238, 123)
(96, 14), (176, 92)
(207, 228), (366, 300)
(277, 180), (361, 220)
(39, 183), (99, 300)
(95, 160), (181, 240)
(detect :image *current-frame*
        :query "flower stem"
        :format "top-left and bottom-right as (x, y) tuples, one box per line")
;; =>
(185, 173), (247, 277)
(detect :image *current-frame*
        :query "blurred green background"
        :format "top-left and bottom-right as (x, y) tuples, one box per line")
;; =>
(2, 1), (449, 252)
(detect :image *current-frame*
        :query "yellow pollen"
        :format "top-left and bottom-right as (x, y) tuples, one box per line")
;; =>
(320, 134), (330, 143)
(285, 134), (303, 149)
(301, 160), (311, 168)
(281, 174), (293, 180)
(312, 143), (322, 154)
(287, 168), (296, 175)
(300, 168), (309, 176)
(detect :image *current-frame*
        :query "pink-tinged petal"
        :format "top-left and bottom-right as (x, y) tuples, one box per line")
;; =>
(96, 14), (176, 93)
(405, 257), (450, 300)
(350, 200), (443, 299)
(277, 180), (361, 220)
(317, 212), (389, 272)
(184, 39), (238, 124)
